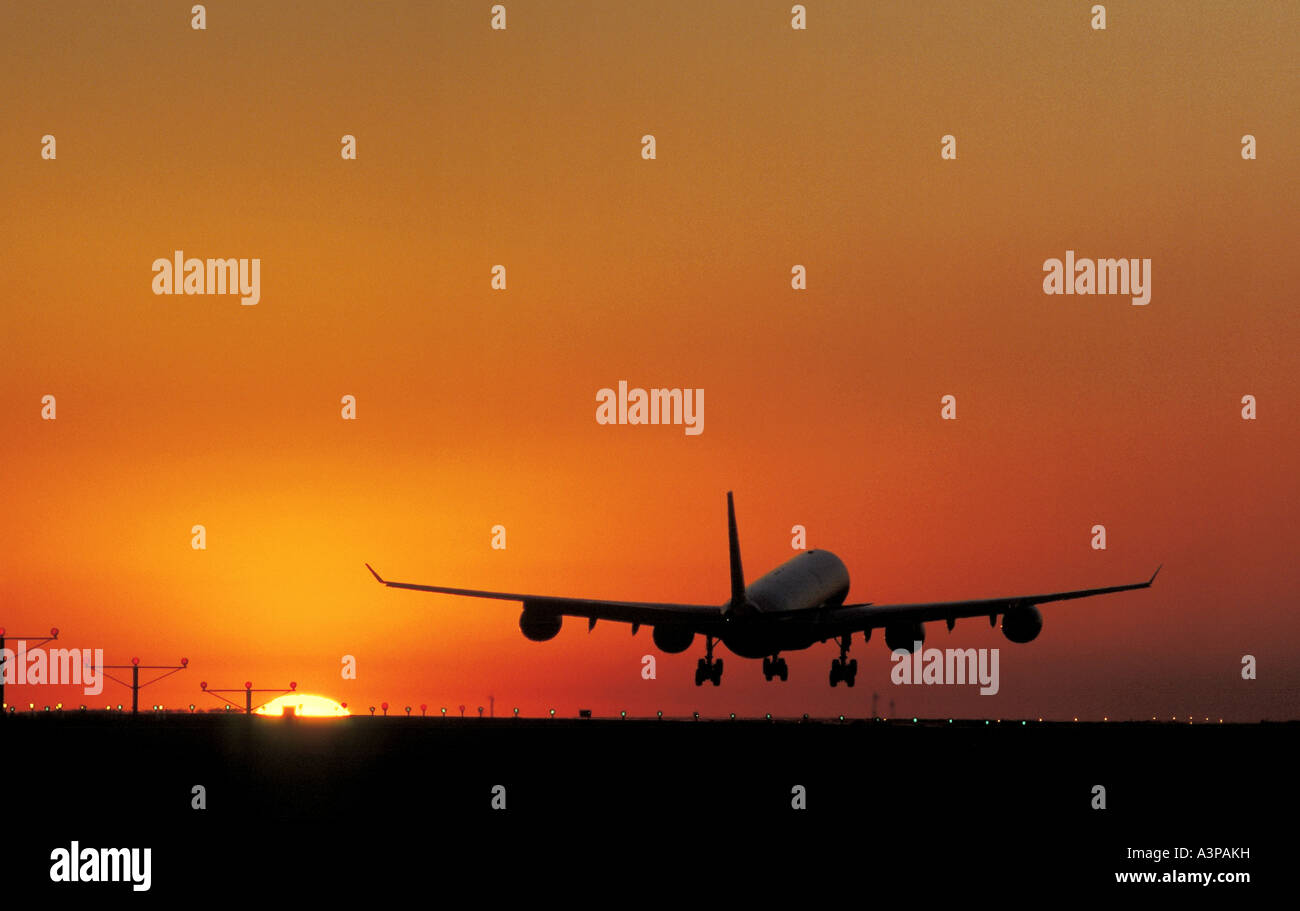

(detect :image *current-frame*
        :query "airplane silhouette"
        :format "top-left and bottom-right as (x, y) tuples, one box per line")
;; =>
(367, 492), (1160, 686)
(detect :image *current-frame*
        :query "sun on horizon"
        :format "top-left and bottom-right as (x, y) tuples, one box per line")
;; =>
(254, 693), (350, 718)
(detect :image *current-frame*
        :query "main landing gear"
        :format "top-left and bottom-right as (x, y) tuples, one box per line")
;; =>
(762, 655), (788, 682)
(695, 635), (723, 686)
(829, 633), (857, 687)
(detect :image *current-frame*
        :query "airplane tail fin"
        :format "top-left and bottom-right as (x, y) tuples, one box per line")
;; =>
(727, 491), (746, 611)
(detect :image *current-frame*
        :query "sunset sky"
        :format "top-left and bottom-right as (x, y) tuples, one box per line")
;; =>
(1, 1), (1296, 721)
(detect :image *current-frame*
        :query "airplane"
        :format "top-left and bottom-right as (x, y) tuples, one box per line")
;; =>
(366, 492), (1160, 687)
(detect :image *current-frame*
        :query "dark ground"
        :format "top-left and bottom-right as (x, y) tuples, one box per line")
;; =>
(0, 713), (1290, 897)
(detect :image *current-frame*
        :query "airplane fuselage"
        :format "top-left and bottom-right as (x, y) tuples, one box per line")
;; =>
(721, 549), (851, 658)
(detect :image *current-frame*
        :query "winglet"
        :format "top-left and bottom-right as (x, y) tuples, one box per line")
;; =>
(1148, 564), (1162, 585)
(365, 563), (386, 584)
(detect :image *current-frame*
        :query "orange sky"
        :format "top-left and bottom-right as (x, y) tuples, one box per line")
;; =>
(1, 1), (1296, 720)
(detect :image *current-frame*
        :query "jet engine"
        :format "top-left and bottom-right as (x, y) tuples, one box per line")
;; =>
(519, 606), (562, 641)
(1001, 605), (1043, 643)
(652, 625), (695, 654)
(884, 622), (925, 652)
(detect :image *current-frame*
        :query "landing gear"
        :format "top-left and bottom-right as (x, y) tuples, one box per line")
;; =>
(694, 635), (723, 686)
(695, 659), (722, 686)
(829, 634), (857, 687)
(829, 658), (857, 687)
(762, 656), (789, 682)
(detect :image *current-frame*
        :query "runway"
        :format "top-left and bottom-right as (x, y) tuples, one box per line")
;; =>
(0, 713), (1285, 895)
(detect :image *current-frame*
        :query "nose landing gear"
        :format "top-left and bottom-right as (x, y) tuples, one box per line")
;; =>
(762, 655), (788, 682)
(694, 635), (723, 686)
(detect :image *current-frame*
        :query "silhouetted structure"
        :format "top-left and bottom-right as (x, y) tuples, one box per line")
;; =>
(100, 656), (188, 714)
(0, 626), (58, 712)
(201, 679), (296, 714)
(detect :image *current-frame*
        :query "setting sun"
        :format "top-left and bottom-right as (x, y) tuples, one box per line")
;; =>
(254, 694), (350, 718)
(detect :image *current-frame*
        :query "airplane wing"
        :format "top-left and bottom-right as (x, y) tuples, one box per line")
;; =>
(823, 565), (1161, 635)
(365, 564), (727, 628)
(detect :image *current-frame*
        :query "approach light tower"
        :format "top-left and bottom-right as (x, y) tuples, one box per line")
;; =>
(0, 626), (58, 713)
(99, 657), (189, 714)
(201, 680), (297, 714)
